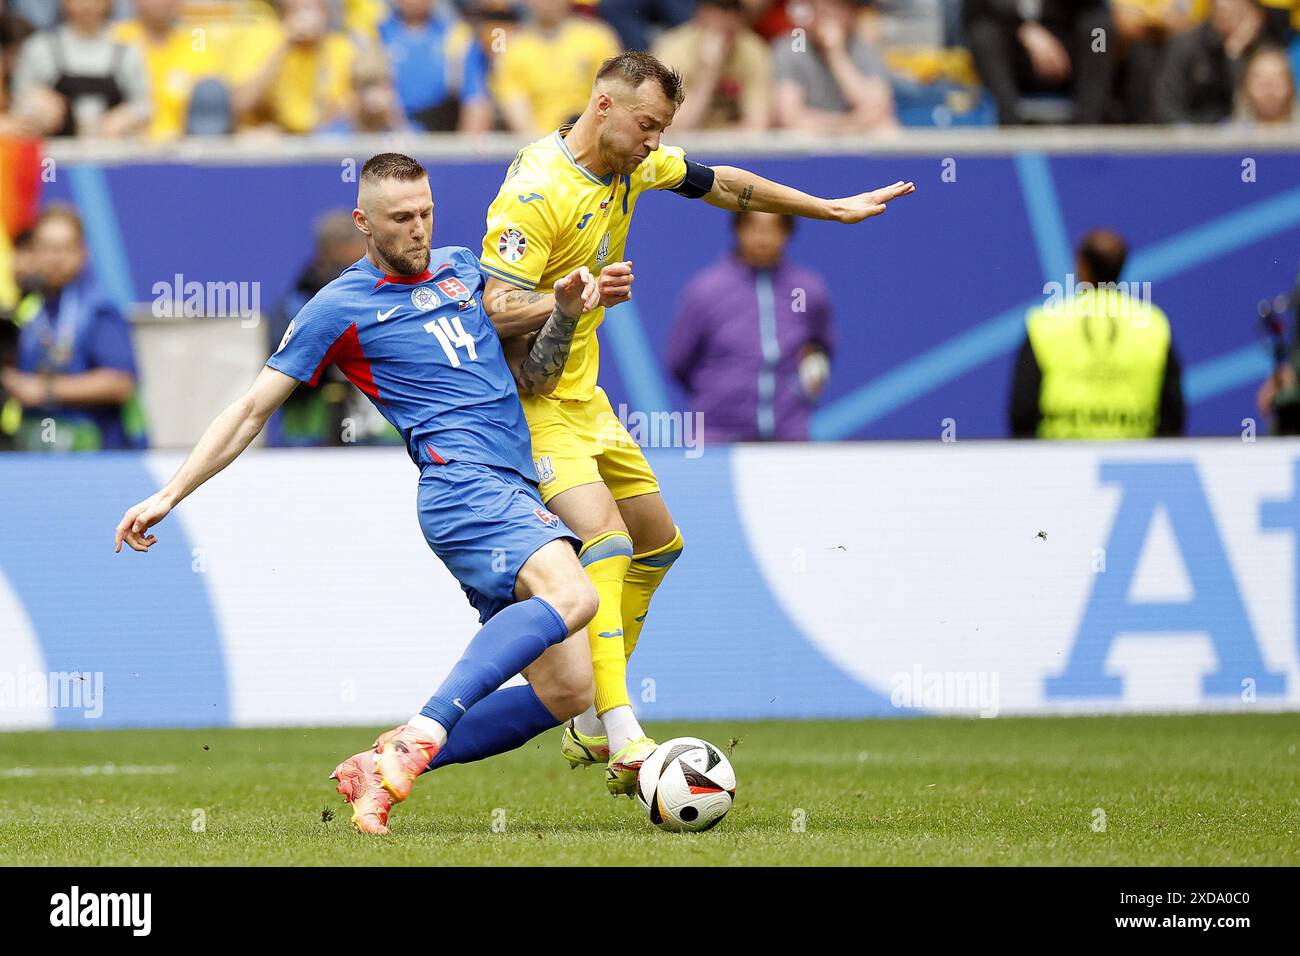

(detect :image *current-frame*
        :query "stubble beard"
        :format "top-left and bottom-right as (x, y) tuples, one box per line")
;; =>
(379, 239), (431, 276)
(599, 128), (646, 178)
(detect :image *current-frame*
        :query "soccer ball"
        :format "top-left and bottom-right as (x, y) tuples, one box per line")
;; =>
(636, 737), (736, 832)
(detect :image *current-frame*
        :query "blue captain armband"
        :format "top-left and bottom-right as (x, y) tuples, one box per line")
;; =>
(670, 160), (715, 199)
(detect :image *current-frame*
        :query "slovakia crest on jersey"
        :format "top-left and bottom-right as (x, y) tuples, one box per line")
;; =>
(436, 276), (470, 301)
(498, 228), (527, 263)
(533, 507), (560, 528)
(411, 286), (439, 311)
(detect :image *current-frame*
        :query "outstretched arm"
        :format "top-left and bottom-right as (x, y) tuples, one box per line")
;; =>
(114, 366), (299, 553)
(704, 164), (915, 223)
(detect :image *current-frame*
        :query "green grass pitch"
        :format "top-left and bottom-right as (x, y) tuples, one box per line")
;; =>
(1, 714), (1296, 866)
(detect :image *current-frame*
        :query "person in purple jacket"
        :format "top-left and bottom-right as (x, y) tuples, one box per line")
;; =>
(667, 210), (834, 442)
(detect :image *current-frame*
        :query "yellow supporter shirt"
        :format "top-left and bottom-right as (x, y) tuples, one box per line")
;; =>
(112, 20), (227, 139)
(1111, 0), (1208, 23)
(491, 19), (620, 134)
(226, 19), (355, 133)
(479, 126), (691, 402)
(343, 0), (385, 38)
(1117, 1), (1297, 33)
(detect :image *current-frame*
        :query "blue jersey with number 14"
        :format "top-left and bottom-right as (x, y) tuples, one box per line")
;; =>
(266, 247), (535, 480)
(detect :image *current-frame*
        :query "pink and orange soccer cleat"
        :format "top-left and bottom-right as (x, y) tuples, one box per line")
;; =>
(329, 749), (395, 835)
(373, 725), (441, 803)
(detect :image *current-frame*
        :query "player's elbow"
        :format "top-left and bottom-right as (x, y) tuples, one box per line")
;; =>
(231, 391), (272, 434)
(705, 166), (745, 209)
(484, 299), (524, 339)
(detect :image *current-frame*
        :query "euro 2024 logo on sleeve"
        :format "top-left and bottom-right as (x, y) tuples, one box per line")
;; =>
(498, 228), (526, 263)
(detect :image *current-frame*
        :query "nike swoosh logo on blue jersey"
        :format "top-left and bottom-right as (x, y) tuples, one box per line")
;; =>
(265, 248), (536, 481)
(453, 698), (466, 712)
(517, 192), (544, 204)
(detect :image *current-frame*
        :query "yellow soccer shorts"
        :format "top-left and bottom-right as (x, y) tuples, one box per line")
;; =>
(522, 386), (660, 504)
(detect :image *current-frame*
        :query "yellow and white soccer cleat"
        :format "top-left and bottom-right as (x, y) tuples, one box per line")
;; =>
(605, 737), (657, 796)
(560, 719), (610, 769)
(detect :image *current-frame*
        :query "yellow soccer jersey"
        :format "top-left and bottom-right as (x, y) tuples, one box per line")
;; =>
(479, 126), (690, 402)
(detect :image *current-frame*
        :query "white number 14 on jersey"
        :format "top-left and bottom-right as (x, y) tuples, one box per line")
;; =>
(424, 315), (478, 367)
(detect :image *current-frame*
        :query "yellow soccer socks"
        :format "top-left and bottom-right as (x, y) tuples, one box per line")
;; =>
(620, 526), (684, 662)
(578, 531), (634, 714)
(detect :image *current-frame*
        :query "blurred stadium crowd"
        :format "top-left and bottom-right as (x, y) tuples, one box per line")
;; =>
(0, 0), (1296, 452)
(0, 0), (1296, 139)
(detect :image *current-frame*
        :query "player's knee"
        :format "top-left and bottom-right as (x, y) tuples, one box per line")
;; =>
(665, 528), (684, 565)
(569, 577), (599, 631)
(634, 526), (684, 571)
(544, 573), (599, 634)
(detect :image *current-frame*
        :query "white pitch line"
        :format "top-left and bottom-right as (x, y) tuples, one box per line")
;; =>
(0, 764), (178, 778)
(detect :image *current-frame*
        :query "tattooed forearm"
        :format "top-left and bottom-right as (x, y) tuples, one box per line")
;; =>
(484, 277), (557, 337)
(518, 305), (580, 395)
(737, 184), (754, 210)
(494, 289), (545, 310)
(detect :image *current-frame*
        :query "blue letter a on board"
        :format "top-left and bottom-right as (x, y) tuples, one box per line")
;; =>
(1046, 461), (1284, 699)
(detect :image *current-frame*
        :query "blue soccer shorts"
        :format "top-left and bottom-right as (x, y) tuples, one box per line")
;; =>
(417, 460), (579, 623)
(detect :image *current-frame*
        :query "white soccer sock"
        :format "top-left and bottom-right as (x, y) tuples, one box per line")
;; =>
(573, 704), (605, 739)
(600, 705), (644, 754)
(406, 713), (449, 747)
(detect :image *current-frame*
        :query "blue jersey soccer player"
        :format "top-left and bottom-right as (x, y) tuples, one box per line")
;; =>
(114, 153), (608, 835)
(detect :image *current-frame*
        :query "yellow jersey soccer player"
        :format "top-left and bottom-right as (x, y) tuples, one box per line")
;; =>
(480, 52), (915, 794)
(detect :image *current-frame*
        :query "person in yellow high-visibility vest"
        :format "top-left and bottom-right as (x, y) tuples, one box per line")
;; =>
(1010, 229), (1185, 439)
